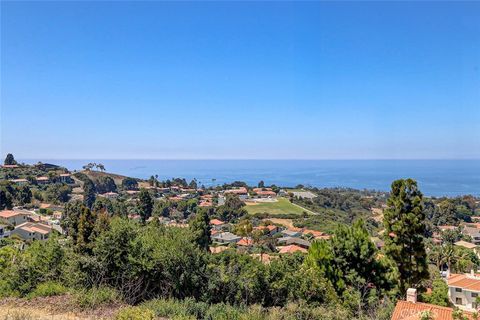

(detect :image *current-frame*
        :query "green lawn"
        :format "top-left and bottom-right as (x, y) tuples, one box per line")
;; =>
(245, 198), (312, 216)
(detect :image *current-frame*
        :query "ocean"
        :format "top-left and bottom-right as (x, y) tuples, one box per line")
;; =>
(19, 159), (480, 197)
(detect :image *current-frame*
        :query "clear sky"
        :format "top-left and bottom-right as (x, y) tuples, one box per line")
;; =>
(1, 1), (479, 160)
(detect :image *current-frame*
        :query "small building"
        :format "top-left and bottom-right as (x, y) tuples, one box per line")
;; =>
(11, 222), (52, 241)
(463, 227), (480, 245)
(10, 178), (28, 186)
(448, 272), (480, 311)
(2, 164), (19, 169)
(277, 245), (307, 254)
(99, 192), (119, 199)
(224, 187), (248, 200)
(237, 237), (253, 246)
(0, 210), (30, 226)
(281, 229), (302, 238)
(277, 236), (311, 248)
(58, 173), (72, 184)
(212, 232), (241, 244)
(210, 219), (225, 230)
(254, 225), (279, 235)
(36, 176), (50, 185)
(252, 188), (277, 198)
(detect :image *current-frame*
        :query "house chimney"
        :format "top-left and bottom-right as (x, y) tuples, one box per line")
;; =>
(406, 288), (417, 303)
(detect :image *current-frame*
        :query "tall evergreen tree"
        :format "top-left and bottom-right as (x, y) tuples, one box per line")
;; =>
(77, 206), (97, 253)
(189, 209), (211, 251)
(4, 153), (16, 165)
(383, 178), (429, 294)
(83, 179), (96, 209)
(138, 188), (153, 222)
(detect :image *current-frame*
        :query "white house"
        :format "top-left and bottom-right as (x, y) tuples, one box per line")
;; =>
(448, 271), (480, 311)
(0, 210), (30, 226)
(11, 222), (52, 241)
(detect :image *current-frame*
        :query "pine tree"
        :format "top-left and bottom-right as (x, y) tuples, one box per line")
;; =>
(4, 153), (16, 165)
(138, 188), (153, 222)
(384, 178), (429, 294)
(77, 206), (97, 253)
(189, 209), (211, 251)
(83, 179), (96, 209)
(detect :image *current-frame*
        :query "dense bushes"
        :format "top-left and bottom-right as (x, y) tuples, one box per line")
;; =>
(0, 217), (394, 319)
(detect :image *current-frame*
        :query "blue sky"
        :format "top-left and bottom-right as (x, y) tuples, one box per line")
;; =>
(1, 1), (479, 160)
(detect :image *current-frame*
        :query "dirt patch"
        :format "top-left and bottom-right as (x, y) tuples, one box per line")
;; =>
(265, 218), (295, 229)
(0, 296), (124, 320)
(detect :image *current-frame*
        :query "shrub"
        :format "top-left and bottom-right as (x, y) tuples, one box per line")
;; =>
(115, 306), (155, 320)
(26, 281), (67, 299)
(204, 303), (243, 320)
(141, 298), (190, 318)
(74, 287), (121, 309)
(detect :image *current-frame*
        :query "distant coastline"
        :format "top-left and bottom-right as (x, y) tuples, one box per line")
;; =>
(18, 159), (480, 197)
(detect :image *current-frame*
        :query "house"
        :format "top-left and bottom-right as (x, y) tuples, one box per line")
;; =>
(391, 288), (475, 320)
(224, 187), (248, 199)
(212, 232), (241, 244)
(281, 229), (302, 238)
(455, 241), (478, 256)
(448, 272), (480, 311)
(11, 222), (52, 241)
(210, 219), (225, 230)
(99, 192), (119, 199)
(254, 225), (279, 235)
(0, 210), (30, 226)
(237, 237), (253, 246)
(10, 178), (28, 186)
(58, 173), (72, 184)
(463, 226), (480, 245)
(36, 176), (50, 185)
(277, 236), (311, 248)
(2, 164), (19, 169)
(277, 245), (307, 254)
(252, 188), (277, 198)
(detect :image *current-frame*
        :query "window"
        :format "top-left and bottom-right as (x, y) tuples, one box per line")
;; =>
(472, 293), (478, 298)
(456, 288), (462, 292)
(456, 298), (463, 305)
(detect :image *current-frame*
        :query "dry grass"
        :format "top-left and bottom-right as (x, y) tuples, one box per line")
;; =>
(0, 295), (123, 320)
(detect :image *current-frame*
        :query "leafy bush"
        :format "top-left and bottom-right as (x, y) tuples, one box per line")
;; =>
(115, 306), (155, 320)
(74, 287), (121, 309)
(26, 281), (67, 299)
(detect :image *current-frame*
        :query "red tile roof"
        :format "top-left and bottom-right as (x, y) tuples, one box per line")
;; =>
(0, 210), (28, 218)
(391, 300), (475, 320)
(237, 237), (253, 246)
(278, 245), (307, 254)
(448, 273), (480, 292)
(210, 219), (224, 226)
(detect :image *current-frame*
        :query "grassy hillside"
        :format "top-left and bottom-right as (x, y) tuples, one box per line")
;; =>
(245, 198), (313, 216)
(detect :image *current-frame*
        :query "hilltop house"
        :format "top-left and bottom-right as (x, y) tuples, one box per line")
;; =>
(0, 210), (30, 226)
(212, 232), (241, 244)
(11, 222), (52, 241)
(448, 272), (480, 311)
